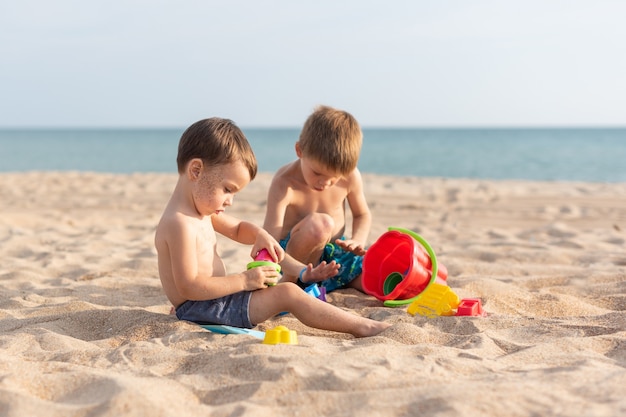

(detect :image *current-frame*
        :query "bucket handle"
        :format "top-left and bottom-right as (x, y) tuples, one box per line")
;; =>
(382, 227), (439, 307)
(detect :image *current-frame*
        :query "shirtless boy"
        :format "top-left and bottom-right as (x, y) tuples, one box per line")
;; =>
(263, 105), (371, 293)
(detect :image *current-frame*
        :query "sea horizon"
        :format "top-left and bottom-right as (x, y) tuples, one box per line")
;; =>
(1, 126), (625, 183)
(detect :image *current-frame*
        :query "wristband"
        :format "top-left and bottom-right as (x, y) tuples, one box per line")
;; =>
(298, 267), (307, 283)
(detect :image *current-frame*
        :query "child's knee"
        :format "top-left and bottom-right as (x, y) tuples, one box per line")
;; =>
(277, 282), (309, 300)
(305, 213), (335, 240)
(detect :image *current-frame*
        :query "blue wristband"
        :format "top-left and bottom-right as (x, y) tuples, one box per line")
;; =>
(298, 267), (307, 283)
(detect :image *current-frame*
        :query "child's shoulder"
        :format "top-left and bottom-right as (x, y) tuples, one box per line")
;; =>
(272, 160), (298, 178)
(156, 205), (199, 238)
(270, 161), (299, 185)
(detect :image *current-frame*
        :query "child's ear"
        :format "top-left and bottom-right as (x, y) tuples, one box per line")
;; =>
(295, 142), (303, 158)
(187, 158), (203, 180)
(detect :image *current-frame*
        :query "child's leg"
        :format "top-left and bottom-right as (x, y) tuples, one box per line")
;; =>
(346, 275), (364, 291)
(249, 282), (390, 337)
(286, 213), (335, 265)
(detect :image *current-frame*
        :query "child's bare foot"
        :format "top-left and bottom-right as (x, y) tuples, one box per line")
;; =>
(353, 320), (391, 338)
(169, 305), (175, 315)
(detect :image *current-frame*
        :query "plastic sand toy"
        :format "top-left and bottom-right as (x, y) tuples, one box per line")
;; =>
(455, 298), (484, 316)
(407, 289), (485, 317)
(406, 282), (460, 317)
(201, 325), (265, 339)
(362, 227), (447, 306)
(247, 249), (281, 286)
(363, 227), (485, 316)
(262, 325), (298, 345)
(304, 283), (327, 302)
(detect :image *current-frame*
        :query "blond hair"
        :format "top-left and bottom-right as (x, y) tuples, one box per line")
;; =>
(298, 105), (362, 174)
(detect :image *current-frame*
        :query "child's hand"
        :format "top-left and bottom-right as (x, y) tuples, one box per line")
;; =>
(244, 266), (280, 290)
(251, 230), (285, 262)
(300, 261), (341, 284)
(334, 239), (367, 256)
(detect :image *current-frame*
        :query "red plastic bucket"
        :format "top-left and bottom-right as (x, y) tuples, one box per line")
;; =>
(362, 229), (447, 302)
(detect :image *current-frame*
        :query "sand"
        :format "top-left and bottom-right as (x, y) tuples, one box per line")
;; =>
(1, 171), (625, 417)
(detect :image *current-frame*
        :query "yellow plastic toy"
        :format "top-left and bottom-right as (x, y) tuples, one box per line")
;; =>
(406, 282), (461, 317)
(262, 325), (298, 345)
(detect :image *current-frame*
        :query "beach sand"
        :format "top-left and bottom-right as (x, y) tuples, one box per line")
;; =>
(1, 171), (625, 417)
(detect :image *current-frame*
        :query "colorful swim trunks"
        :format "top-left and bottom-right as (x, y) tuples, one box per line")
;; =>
(279, 233), (363, 292)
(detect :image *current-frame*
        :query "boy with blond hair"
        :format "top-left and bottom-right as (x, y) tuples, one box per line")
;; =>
(155, 117), (389, 337)
(263, 105), (371, 292)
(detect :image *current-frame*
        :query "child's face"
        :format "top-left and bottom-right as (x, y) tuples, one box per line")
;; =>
(193, 160), (250, 216)
(300, 157), (342, 191)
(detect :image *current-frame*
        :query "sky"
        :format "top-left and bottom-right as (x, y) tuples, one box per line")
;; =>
(1, 0), (625, 128)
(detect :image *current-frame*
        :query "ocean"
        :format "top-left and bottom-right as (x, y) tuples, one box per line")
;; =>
(1, 128), (625, 182)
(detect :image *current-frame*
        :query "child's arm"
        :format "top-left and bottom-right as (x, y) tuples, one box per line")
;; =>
(277, 253), (340, 284)
(262, 175), (290, 243)
(337, 168), (371, 255)
(213, 213), (284, 262)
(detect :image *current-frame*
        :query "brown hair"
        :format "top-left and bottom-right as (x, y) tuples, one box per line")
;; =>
(176, 118), (257, 179)
(298, 105), (362, 175)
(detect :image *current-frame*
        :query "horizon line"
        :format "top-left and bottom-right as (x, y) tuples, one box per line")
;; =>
(1, 124), (626, 130)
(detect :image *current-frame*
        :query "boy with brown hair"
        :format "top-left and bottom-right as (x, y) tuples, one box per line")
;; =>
(155, 117), (389, 337)
(263, 105), (371, 292)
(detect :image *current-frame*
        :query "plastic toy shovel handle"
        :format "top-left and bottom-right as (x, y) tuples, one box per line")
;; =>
(383, 227), (439, 307)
